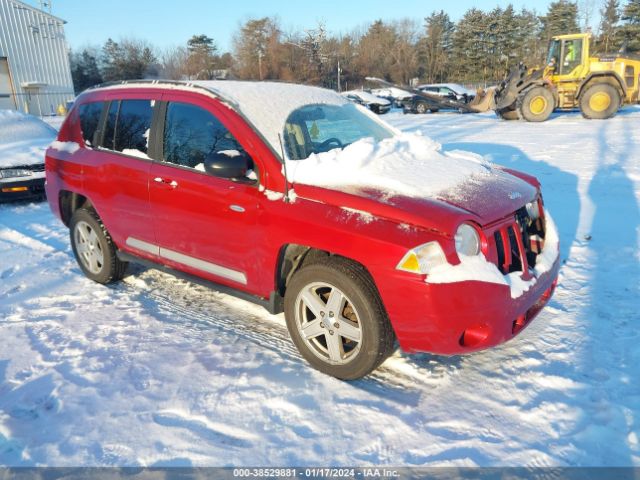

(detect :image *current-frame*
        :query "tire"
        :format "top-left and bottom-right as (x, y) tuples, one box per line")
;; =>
(579, 83), (621, 119)
(69, 208), (127, 284)
(415, 101), (428, 114)
(517, 86), (555, 122)
(496, 107), (519, 121)
(284, 256), (395, 380)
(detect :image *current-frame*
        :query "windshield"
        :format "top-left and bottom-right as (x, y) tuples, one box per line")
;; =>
(547, 40), (560, 69)
(284, 103), (394, 160)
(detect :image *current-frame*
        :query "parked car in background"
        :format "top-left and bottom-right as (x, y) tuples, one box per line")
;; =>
(370, 87), (413, 108)
(401, 95), (442, 114)
(0, 110), (57, 202)
(341, 90), (391, 114)
(417, 83), (476, 103)
(46, 80), (559, 380)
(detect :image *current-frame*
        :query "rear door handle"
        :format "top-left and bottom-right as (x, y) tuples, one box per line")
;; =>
(154, 177), (178, 188)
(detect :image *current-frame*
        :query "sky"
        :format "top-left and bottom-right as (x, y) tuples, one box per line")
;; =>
(34, 0), (561, 52)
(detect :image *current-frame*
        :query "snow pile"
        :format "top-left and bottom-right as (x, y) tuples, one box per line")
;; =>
(195, 81), (348, 154)
(427, 210), (560, 299)
(286, 132), (495, 198)
(0, 110), (57, 168)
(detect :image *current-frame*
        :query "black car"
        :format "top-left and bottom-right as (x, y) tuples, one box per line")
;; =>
(401, 95), (441, 114)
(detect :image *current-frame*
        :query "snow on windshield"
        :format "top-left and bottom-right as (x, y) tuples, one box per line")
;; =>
(285, 132), (497, 198)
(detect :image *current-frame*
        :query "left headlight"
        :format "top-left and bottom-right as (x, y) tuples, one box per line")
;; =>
(455, 223), (481, 257)
(0, 169), (32, 179)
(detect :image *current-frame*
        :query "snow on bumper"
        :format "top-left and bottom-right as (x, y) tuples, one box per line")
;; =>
(376, 211), (560, 355)
(426, 210), (560, 299)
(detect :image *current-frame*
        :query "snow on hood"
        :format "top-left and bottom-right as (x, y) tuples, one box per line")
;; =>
(285, 132), (501, 201)
(194, 81), (348, 155)
(0, 110), (57, 168)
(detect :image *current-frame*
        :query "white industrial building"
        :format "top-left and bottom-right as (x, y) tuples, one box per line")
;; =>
(0, 0), (74, 115)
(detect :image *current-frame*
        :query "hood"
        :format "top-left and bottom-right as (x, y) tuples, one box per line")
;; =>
(293, 168), (536, 236)
(287, 134), (538, 231)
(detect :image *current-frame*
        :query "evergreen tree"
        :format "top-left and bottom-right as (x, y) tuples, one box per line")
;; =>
(70, 48), (103, 93)
(185, 34), (219, 79)
(541, 1), (580, 41)
(419, 11), (454, 82)
(598, 0), (621, 52)
(100, 38), (157, 81)
(620, 0), (640, 51)
(452, 8), (489, 83)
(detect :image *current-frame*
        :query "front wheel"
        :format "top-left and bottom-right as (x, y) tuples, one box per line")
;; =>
(580, 83), (621, 119)
(415, 101), (428, 114)
(69, 208), (127, 284)
(496, 107), (519, 120)
(517, 86), (555, 122)
(284, 257), (395, 380)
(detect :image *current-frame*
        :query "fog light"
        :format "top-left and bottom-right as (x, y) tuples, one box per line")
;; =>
(459, 324), (490, 347)
(2, 186), (29, 193)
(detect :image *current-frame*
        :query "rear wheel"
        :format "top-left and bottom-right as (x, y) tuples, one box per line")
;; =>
(518, 86), (555, 122)
(69, 208), (127, 284)
(284, 257), (395, 380)
(580, 83), (621, 119)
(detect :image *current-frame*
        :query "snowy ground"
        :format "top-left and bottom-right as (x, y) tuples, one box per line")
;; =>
(1, 107), (639, 467)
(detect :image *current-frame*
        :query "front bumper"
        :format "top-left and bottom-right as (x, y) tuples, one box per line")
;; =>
(0, 176), (46, 202)
(376, 256), (560, 355)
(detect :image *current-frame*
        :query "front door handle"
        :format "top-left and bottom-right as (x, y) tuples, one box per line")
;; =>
(154, 177), (178, 188)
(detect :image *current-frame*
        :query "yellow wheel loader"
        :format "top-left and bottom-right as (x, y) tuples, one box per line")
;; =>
(489, 33), (640, 121)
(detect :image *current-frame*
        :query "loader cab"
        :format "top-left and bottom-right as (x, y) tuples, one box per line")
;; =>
(547, 34), (589, 78)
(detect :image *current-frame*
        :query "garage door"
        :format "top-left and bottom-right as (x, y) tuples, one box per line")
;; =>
(0, 58), (16, 110)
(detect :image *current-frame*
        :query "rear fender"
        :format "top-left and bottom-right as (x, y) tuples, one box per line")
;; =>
(576, 72), (626, 100)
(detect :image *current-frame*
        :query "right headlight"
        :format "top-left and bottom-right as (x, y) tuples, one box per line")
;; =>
(396, 241), (448, 275)
(454, 223), (481, 257)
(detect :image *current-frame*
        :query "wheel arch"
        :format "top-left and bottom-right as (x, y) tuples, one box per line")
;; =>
(272, 244), (387, 316)
(58, 190), (94, 227)
(577, 72), (626, 100)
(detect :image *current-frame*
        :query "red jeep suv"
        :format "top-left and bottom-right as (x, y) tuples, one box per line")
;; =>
(45, 80), (559, 379)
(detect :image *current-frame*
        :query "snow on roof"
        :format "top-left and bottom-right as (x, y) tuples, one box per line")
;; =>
(418, 83), (476, 96)
(194, 81), (348, 155)
(370, 87), (413, 99)
(342, 90), (391, 106)
(0, 110), (57, 168)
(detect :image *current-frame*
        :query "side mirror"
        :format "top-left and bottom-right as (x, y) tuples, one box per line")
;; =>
(203, 151), (251, 180)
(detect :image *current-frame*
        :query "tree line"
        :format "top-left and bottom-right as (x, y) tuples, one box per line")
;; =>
(70, 0), (640, 93)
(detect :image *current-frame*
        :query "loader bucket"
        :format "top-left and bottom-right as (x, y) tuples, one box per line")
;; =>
(469, 87), (496, 112)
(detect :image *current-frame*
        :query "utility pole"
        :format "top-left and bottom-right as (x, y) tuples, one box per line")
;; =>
(337, 60), (341, 92)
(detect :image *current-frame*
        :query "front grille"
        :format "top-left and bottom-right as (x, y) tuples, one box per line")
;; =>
(490, 201), (546, 277)
(0, 163), (45, 174)
(24, 163), (45, 172)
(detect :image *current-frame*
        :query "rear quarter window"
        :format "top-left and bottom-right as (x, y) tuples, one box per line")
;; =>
(78, 102), (104, 147)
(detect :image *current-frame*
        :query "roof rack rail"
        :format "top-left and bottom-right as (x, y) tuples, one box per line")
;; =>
(85, 79), (240, 109)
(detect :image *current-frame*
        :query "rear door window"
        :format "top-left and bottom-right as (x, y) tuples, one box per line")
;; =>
(102, 99), (154, 157)
(78, 102), (104, 147)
